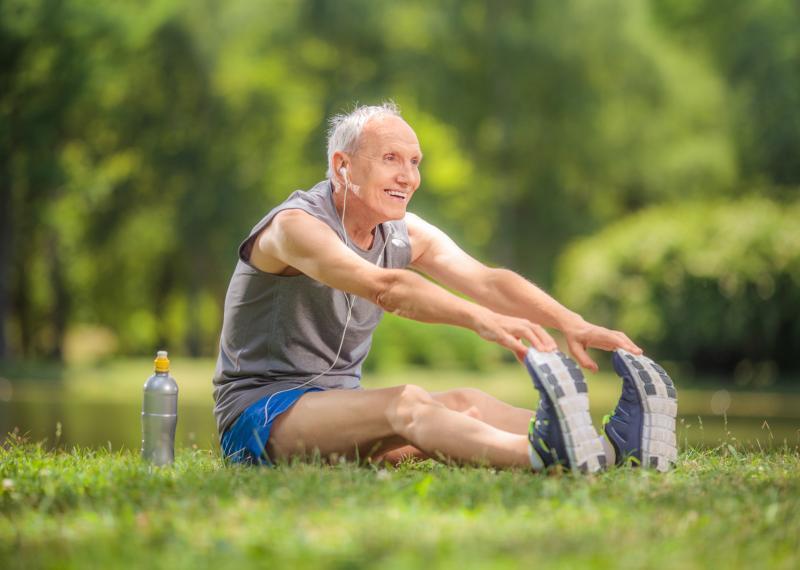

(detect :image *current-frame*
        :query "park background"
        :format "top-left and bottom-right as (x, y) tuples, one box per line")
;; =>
(2, 0), (800, 451)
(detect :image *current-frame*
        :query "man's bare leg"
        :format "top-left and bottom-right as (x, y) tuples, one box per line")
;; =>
(268, 384), (532, 468)
(376, 388), (534, 464)
(432, 388), (533, 434)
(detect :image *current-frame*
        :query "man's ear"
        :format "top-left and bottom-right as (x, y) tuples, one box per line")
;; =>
(332, 152), (353, 188)
(332, 152), (347, 181)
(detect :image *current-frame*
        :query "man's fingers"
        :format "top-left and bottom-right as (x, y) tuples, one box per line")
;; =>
(567, 338), (599, 373)
(490, 316), (557, 359)
(504, 334), (530, 362)
(506, 319), (548, 352)
(492, 324), (530, 359)
(519, 325), (546, 351)
(618, 332), (643, 354)
(532, 323), (558, 351)
(517, 320), (556, 352)
(584, 327), (643, 355)
(525, 332), (546, 351)
(604, 330), (643, 354)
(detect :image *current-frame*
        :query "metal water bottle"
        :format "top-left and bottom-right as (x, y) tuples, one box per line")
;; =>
(141, 350), (178, 466)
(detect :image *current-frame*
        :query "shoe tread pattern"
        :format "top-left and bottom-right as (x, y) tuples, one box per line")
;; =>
(526, 349), (606, 474)
(617, 350), (679, 472)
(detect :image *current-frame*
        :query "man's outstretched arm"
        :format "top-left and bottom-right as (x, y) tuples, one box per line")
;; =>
(406, 213), (642, 371)
(255, 209), (556, 360)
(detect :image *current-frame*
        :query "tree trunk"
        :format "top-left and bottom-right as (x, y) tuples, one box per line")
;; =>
(186, 285), (201, 358)
(12, 255), (32, 358)
(47, 231), (69, 362)
(0, 157), (11, 360)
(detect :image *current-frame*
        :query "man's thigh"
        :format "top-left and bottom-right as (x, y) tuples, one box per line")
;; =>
(268, 385), (409, 461)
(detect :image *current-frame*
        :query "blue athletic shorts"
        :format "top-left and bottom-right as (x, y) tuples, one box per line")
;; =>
(221, 387), (323, 465)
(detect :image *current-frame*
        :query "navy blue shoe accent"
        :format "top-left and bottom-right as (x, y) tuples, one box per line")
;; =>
(604, 350), (678, 472)
(525, 348), (606, 474)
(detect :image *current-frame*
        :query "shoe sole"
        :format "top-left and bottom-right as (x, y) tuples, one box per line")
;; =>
(525, 349), (607, 474)
(613, 350), (678, 472)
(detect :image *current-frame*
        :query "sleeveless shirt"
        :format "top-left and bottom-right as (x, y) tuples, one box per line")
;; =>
(212, 180), (412, 436)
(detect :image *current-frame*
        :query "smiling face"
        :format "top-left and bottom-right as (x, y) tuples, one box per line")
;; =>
(337, 115), (423, 223)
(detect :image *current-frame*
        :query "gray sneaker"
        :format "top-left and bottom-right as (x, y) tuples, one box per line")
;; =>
(525, 348), (607, 473)
(603, 349), (678, 472)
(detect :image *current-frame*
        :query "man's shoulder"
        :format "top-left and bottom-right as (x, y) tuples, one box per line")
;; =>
(274, 180), (331, 213)
(404, 212), (447, 239)
(404, 211), (423, 224)
(403, 211), (430, 233)
(257, 181), (339, 233)
(270, 208), (324, 230)
(239, 180), (337, 263)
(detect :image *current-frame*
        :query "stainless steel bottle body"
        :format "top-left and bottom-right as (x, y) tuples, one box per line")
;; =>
(141, 372), (178, 465)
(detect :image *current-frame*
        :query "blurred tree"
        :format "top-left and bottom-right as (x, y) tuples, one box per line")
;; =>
(0, 0), (790, 365)
(417, 0), (737, 281)
(652, 0), (800, 190)
(80, 16), (241, 356)
(1, 0), (94, 359)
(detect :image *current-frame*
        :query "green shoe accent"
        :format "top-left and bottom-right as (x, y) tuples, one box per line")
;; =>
(622, 455), (641, 467)
(601, 411), (618, 466)
(529, 414), (553, 459)
(527, 417), (546, 470)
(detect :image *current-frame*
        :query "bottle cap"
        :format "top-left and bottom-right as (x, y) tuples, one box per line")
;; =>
(154, 350), (170, 373)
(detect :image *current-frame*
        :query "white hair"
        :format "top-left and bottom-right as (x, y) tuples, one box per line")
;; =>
(325, 101), (402, 179)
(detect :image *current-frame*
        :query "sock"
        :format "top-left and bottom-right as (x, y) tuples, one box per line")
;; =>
(601, 436), (616, 465)
(528, 440), (545, 471)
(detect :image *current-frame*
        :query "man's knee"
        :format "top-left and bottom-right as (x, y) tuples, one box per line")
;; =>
(437, 387), (488, 419)
(387, 384), (440, 436)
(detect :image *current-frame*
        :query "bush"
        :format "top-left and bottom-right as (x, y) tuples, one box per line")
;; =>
(554, 197), (800, 379)
(367, 313), (505, 373)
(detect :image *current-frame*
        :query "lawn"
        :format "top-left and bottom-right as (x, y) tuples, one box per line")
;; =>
(1, 439), (798, 569)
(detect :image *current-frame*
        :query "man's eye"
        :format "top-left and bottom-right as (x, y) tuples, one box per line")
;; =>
(384, 154), (395, 161)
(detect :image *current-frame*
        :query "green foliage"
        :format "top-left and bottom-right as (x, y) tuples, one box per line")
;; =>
(367, 314), (506, 373)
(385, 0), (738, 277)
(555, 197), (800, 376)
(653, 0), (800, 188)
(1, 0), (799, 363)
(1, 443), (799, 568)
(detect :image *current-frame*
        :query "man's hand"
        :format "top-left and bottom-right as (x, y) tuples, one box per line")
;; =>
(473, 308), (558, 362)
(562, 318), (642, 372)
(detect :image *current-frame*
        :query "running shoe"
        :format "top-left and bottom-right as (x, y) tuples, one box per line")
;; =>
(603, 349), (678, 472)
(525, 348), (607, 473)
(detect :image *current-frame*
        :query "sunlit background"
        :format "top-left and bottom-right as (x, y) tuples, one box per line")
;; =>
(1, 0), (799, 450)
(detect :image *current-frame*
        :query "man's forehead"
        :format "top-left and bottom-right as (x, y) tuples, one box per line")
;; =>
(359, 116), (421, 154)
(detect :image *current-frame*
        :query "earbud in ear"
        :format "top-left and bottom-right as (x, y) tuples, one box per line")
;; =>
(339, 166), (347, 176)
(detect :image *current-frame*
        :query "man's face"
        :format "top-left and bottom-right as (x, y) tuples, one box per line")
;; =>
(346, 116), (422, 221)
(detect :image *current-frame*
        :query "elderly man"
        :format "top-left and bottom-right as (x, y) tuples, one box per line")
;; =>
(213, 103), (678, 473)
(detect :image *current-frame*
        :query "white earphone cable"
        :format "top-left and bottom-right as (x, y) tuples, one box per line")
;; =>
(261, 173), (392, 426)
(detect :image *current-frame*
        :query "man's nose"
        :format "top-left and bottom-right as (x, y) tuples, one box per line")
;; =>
(396, 163), (415, 187)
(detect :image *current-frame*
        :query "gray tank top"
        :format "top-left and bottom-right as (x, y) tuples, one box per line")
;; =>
(212, 180), (411, 436)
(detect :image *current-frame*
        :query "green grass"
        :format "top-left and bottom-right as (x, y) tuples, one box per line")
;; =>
(2, 440), (799, 569)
